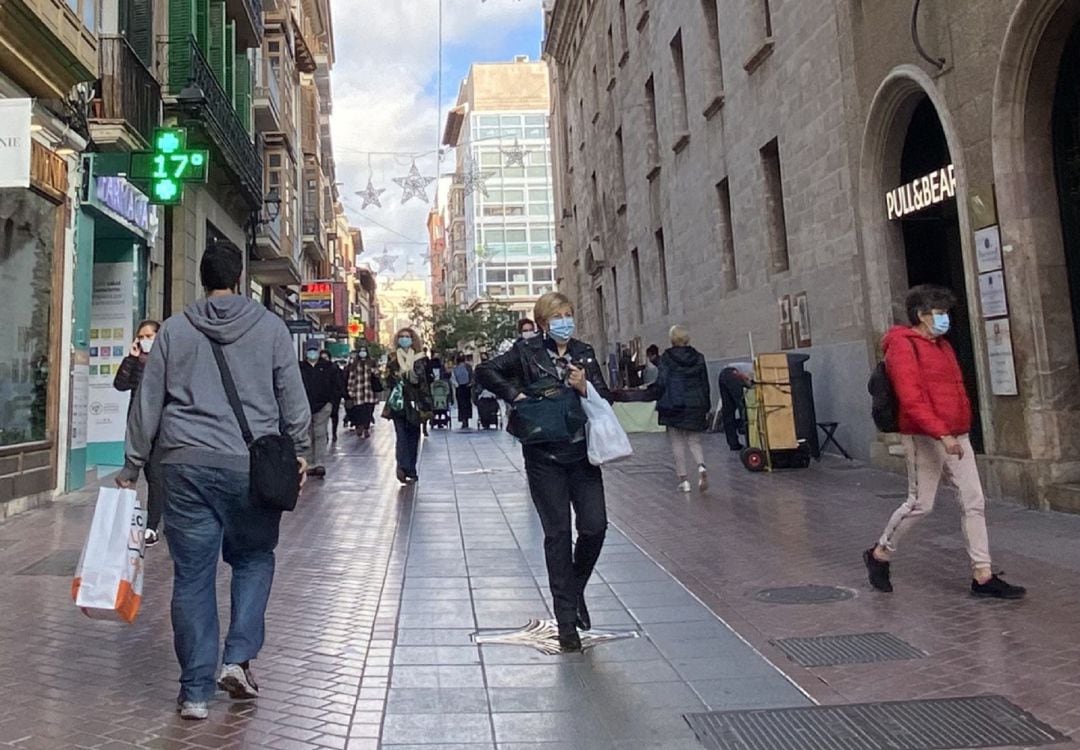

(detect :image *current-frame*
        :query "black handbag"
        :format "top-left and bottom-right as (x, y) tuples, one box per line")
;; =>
(209, 340), (301, 512)
(507, 385), (587, 445)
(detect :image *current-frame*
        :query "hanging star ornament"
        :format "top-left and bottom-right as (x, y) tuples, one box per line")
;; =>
(502, 140), (529, 168)
(376, 247), (399, 274)
(459, 160), (493, 198)
(355, 178), (386, 209)
(393, 162), (436, 204)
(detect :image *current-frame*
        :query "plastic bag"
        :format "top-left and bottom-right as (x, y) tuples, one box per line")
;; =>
(582, 382), (634, 466)
(72, 487), (146, 623)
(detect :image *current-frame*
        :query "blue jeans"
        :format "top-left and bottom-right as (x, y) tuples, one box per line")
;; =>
(162, 464), (281, 703)
(394, 416), (421, 477)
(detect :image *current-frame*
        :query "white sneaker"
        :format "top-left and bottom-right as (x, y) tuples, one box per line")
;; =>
(144, 529), (159, 547)
(698, 465), (708, 492)
(218, 663), (259, 700)
(177, 701), (209, 720)
(678, 480), (691, 493)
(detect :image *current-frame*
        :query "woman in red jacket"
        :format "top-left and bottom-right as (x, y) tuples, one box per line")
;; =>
(863, 285), (1024, 599)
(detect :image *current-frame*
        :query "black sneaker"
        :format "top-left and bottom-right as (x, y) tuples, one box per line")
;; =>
(971, 574), (1026, 599)
(863, 547), (893, 593)
(576, 595), (591, 632)
(557, 623), (581, 652)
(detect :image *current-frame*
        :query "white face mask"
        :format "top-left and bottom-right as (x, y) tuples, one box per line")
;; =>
(521, 330), (538, 340)
(139, 338), (154, 354)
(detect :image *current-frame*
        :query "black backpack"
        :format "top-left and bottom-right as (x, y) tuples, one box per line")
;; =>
(867, 361), (899, 433)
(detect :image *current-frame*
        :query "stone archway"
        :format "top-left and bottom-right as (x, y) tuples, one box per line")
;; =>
(992, 0), (1080, 490)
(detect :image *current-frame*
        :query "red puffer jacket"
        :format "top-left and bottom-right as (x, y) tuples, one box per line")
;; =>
(883, 325), (971, 438)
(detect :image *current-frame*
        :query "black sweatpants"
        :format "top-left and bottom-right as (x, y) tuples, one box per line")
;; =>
(524, 450), (607, 625)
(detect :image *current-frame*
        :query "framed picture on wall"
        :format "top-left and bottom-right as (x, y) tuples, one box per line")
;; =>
(779, 295), (794, 350)
(794, 291), (812, 348)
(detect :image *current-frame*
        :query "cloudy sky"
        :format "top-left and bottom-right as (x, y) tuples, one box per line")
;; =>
(329, 0), (543, 280)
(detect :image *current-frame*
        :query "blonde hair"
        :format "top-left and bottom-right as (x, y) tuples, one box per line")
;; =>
(669, 324), (691, 347)
(533, 292), (574, 328)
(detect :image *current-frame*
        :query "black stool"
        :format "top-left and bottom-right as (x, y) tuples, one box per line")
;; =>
(817, 422), (852, 460)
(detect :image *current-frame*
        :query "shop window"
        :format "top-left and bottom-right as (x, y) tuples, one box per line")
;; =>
(0, 195), (56, 447)
(760, 138), (790, 273)
(669, 30), (690, 149)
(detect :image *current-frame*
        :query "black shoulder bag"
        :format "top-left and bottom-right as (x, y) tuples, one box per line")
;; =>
(209, 340), (301, 512)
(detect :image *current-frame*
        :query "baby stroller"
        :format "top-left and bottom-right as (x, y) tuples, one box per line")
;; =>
(430, 379), (453, 430)
(476, 390), (501, 430)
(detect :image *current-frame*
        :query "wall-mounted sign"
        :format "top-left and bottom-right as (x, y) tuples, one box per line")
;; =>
(129, 128), (209, 205)
(0, 98), (32, 188)
(974, 225), (1003, 274)
(90, 176), (158, 243)
(986, 318), (1018, 396)
(300, 281), (334, 314)
(979, 271), (1009, 318)
(285, 319), (314, 334)
(886, 164), (956, 220)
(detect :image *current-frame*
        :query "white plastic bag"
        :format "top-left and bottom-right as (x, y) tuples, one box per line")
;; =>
(72, 487), (146, 623)
(582, 382), (634, 466)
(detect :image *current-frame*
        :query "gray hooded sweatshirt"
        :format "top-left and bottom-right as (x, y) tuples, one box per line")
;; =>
(119, 295), (311, 481)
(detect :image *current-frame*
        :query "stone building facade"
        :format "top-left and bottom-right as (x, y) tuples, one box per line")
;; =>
(544, 0), (1080, 512)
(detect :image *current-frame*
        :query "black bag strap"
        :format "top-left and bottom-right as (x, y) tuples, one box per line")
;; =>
(208, 339), (255, 446)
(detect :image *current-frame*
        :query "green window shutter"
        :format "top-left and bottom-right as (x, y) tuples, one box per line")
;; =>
(208, 2), (226, 88)
(126, 0), (154, 69)
(194, 0), (210, 56)
(168, 0), (196, 95)
(234, 51), (252, 133)
(225, 21), (237, 105)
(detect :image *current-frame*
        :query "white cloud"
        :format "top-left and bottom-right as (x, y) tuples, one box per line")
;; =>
(329, 0), (542, 279)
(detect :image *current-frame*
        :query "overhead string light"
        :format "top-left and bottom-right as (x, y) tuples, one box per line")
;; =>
(356, 154), (386, 209)
(501, 139), (529, 168)
(393, 160), (437, 204)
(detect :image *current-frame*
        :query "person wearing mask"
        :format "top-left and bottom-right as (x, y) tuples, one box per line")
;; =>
(326, 353), (347, 442)
(476, 292), (611, 652)
(518, 317), (538, 341)
(113, 320), (164, 547)
(641, 344), (660, 389)
(452, 354), (474, 430)
(656, 326), (711, 493)
(384, 328), (432, 484)
(116, 239), (310, 720)
(863, 285), (1025, 600)
(300, 345), (337, 477)
(348, 347), (381, 439)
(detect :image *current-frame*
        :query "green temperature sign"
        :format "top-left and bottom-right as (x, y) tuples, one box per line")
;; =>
(129, 128), (210, 205)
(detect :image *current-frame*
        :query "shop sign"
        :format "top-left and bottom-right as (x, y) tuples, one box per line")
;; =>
(91, 176), (158, 242)
(286, 319), (314, 334)
(300, 282), (334, 314)
(0, 98), (31, 188)
(886, 164), (956, 220)
(129, 128), (209, 205)
(986, 319), (1018, 396)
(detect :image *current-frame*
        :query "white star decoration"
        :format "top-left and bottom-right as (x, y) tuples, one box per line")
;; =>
(393, 162), (436, 205)
(459, 160), (493, 198)
(502, 141), (529, 168)
(355, 178), (386, 209)
(376, 248), (398, 274)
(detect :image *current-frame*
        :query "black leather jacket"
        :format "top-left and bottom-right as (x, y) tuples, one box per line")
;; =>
(476, 335), (612, 405)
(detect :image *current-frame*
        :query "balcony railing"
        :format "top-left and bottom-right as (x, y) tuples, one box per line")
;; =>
(92, 36), (160, 146)
(253, 59), (282, 130)
(170, 36), (262, 208)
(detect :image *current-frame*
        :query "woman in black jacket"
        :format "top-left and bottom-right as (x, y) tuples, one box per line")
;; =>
(476, 292), (611, 652)
(656, 325), (712, 493)
(113, 319), (164, 546)
(384, 327), (433, 484)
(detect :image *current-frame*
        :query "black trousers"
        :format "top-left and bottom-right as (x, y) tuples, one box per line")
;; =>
(720, 400), (743, 449)
(524, 451), (607, 625)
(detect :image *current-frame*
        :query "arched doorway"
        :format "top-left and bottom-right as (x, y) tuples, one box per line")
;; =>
(894, 97), (984, 451)
(1053, 22), (1080, 373)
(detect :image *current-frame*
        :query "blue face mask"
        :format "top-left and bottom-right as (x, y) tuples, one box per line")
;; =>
(398, 337), (413, 350)
(306, 351), (319, 363)
(548, 317), (575, 343)
(931, 313), (950, 337)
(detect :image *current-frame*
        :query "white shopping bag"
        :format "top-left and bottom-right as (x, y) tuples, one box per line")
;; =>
(582, 382), (634, 466)
(72, 488), (147, 623)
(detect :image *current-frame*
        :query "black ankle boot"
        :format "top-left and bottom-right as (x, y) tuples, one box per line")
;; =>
(575, 595), (591, 631)
(557, 622), (581, 652)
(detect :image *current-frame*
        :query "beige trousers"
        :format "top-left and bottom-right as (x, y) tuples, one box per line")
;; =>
(878, 434), (991, 571)
(669, 428), (705, 479)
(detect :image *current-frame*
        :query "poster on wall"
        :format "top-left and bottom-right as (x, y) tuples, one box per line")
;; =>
(779, 296), (794, 350)
(0, 99), (32, 188)
(985, 318), (1019, 396)
(974, 225), (1003, 274)
(70, 365), (89, 450)
(793, 291), (812, 348)
(87, 262), (134, 446)
(978, 271), (1009, 318)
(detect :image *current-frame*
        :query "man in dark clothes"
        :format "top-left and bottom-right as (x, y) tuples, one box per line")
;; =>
(300, 345), (339, 475)
(718, 366), (750, 451)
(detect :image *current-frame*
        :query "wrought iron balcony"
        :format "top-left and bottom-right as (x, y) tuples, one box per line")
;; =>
(168, 36), (262, 209)
(90, 36), (161, 148)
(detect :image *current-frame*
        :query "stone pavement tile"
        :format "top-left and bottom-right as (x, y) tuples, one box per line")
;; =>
(390, 665), (486, 689)
(386, 687), (490, 714)
(392, 645), (482, 665)
(396, 628), (476, 646)
(490, 712), (611, 745)
(691, 675), (811, 709)
(381, 713), (493, 745)
(486, 686), (593, 714)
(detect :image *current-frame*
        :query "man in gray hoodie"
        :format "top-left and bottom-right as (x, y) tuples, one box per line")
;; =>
(117, 239), (311, 721)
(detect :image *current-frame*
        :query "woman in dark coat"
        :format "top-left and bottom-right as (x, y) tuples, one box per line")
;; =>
(113, 319), (164, 546)
(383, 327), (433, 484)
(656, 325), (712, 493)
(476, 292), (611, 652)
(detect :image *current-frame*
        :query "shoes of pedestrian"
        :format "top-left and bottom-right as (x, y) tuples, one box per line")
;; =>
(729, 445), (743, 451)
(218, 662), (259, 700)
(677, 480), (691, 493)
(576, 595), (591, 631)
(557, 623), (582, 652)
(698, 464), (708, 491)
(306, 466), (326, 477)
(396, 467), (407, 484)
(177, 700), (209, 721)
(863, 547), (893, 593)
(971, 574), (1026, 599)
(404, 474), (419, 485)
(144, 529), (159, 548)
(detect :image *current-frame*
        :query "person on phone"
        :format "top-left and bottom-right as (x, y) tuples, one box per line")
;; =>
(476, 292), (611, 652)
(113, 320), (164, 546)
(384, 327), (432, 484)
(863, 284), (1025, 600)
(116, 239), (311, 721)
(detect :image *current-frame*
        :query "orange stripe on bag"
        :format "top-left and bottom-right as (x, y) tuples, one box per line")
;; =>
(114, 580), (142, 624)
(71, 577), (82, 601)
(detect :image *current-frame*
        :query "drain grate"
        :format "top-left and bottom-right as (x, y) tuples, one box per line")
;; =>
(685, 695), (1069, 750)
(771, 632), (925, 667)
(753, 585), (854, 604)
(16, 549), (81, 577)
